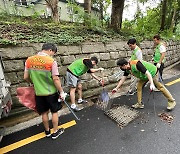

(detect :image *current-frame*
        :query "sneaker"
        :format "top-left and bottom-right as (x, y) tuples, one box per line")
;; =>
(167, 101), (176, 111)
(77, 99), (88, 104)
(45, 129), (51, 138)
(132, 102), (144, 109)
(126, 90), (136, 96)
(154, 88), (160, 92)
(52, 128), (64, 140)
(72, 106), (83, 112)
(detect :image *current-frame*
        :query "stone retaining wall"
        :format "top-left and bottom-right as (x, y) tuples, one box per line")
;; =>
(0, 40), (180, 107)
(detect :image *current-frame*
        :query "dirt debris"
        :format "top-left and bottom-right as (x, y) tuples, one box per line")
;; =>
(158, 112), (174, 124)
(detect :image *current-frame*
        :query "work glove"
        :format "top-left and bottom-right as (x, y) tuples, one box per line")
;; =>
(150, 84), (156, 91)
(99, 68), (104, 71)
(112, 88), (118, 94)
(156, 63), (161, 69)
(60, 92), (67, 101)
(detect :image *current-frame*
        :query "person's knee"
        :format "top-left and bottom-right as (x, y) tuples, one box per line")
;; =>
(70, 87), (76, 93)
(157, 84), (164, 91)
(77, 84), (82, 90)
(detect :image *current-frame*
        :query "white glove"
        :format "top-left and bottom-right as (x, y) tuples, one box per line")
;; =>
(99, 68), (104, 71)
(150, 84), (156, 91)
(60, 92), (67, 100)
(156, 63), (161, 69)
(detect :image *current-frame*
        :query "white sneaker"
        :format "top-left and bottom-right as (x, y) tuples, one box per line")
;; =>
(132, 102), (144, 109)
(167, 101), (176, 110)
(154, 88), (160, 92)
(77, 99), (88, 104)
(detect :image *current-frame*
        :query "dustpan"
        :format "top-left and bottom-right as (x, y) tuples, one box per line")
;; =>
(95, 71), (111, 111)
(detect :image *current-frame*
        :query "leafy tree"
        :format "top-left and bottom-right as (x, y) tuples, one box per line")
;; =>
(91, 0), (111, 26)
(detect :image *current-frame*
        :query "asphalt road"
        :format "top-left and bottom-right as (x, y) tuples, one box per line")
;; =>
(0, 74), (180, 154)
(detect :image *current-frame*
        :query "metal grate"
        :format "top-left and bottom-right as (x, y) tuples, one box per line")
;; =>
(104, 105), (139, 129)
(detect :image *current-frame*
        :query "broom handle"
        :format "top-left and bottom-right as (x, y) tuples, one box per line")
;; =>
(63, 100), (80, 121)
(101, 70), (104, 88)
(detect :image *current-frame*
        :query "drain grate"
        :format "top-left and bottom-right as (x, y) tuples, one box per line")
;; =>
(104, 105), (139, 129)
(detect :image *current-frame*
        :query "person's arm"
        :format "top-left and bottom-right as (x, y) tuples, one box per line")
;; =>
(145, 71), (155, 91)
(90, 73), (104, 86)
(83, 59), (104, 73)
(24, 70), (32, 83)
(24, 62), (32, 83)
(135, 50), (143, 60)
(114, 76), (127, 91)
(90, 73), (101, 81)
(52, 75), (64, 93)
(159, 52), (165, 64)
(157, 45), (166, 68)
(136, 61), (155, 91)
(52, 61), (65, 99)
(112, 70), (129, 93)
(89, 68), (104, 73)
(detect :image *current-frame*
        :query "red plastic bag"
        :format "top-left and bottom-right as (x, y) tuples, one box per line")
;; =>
(16, 87), (37, 112)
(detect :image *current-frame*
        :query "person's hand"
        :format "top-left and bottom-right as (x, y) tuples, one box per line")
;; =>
(156, 63), (161, 68)
(150, 84), (156, 91)
(99, 68), (104, 71)
(60, 92), (67, 100)
(112, 88), (118, 94)
(99, 79), (104, 86)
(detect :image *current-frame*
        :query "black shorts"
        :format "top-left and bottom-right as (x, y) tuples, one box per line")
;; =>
(35, 92), (62, 114)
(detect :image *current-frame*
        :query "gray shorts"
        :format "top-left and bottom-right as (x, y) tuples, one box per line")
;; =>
(66, 71), (81, 88)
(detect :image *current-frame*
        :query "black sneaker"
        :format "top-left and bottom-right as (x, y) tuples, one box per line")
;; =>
(45, 129), (51, 138)
(126, 90), (136, 96)
(52, 128), (64, 140)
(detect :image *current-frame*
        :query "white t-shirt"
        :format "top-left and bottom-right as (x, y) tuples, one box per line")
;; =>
(135, 46), (143, 60)
(159, 44), (166, 53)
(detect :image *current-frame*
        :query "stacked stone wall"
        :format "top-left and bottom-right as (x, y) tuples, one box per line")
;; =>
(0, 40), (180, 107)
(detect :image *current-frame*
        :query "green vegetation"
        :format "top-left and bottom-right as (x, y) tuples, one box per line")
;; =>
(0, 13), (123, 46)
(122, 7), (180, 42)
(0, 1), (179, 46)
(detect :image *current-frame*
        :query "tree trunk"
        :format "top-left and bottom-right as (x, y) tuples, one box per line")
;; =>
(45, 0), (59, 23)
(84, 0), (91, 14)
(100, 0), (103, 26)
(170, 6), (177, 31)
(111, 0), (125, 31)
(160, 0), (167, 31)
(84, 0), (91, 26)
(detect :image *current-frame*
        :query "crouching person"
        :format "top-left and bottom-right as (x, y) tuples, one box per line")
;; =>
(112, 58), (176, 110)
(24, 43), (66, 139)
(66, 57), (104, 112)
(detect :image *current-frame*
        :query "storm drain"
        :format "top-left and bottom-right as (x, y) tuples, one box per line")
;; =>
(104, 105), (139, 129)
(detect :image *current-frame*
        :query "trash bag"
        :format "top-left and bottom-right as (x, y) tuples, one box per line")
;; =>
(96, 89), (111, 111)
(16, 87), (37, 112)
